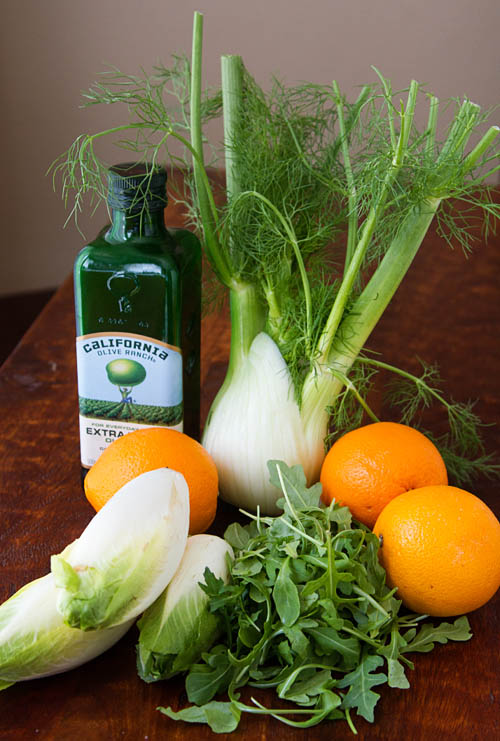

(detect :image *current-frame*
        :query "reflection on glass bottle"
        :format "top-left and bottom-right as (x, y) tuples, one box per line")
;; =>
(106, 271), (140, 313)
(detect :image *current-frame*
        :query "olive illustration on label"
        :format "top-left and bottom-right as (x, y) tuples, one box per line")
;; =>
(105, 359), (146, 420)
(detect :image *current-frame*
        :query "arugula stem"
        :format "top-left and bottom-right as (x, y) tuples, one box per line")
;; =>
(233, 695), (339, 728)
(341, 624), (385, 648)
(282, 519), (323, 548)
(276, 466), (304, 530)
(241, 699), (328, 715)
(344, 707), (359, 735)
(277, 663), (333, 695)
(326, 533), (335, 599)
(352, 586), (391, 619)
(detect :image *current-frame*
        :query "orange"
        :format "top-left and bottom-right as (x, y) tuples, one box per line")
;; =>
(373, 485), (500, 616)
(320, 422), (447, 527)
(84, 428), (218, 534)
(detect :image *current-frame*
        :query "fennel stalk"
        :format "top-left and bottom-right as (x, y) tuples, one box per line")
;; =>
(51, 11), (500, 513)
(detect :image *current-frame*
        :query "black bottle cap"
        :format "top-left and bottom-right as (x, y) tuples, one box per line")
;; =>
(107, 162), (167, 213)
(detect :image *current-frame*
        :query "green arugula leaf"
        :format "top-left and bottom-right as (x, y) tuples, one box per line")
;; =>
(185, 648), (233, 705)
(378, 628), (410, 689)
(278, 667), (335, 704)
(328, 505), (353, 530)
(224, 522), (250, 550)
(283, 625), (312, 657)
(386, 657), (410, 689)
(241, 689), (343, 728)
(282, 540), (300, 558)
(157, 461), (474, 735)
(277, 639), (294, 665)
(268, 460), (323, 511)
(337, 654), (388, 722)
(401, 616), (472, 654)
(238, 616), (263, 647)
(231, 556), (263, 577)
(158, 701), (241, 733)
(273, 557), (301, 626)
(307, 627), (360, 667)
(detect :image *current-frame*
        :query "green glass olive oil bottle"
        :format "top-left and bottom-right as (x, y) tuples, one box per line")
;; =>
(74, 162), (201, 470)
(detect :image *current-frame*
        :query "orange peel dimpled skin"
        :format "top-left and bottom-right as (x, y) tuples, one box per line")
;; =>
(320, 422), (448, 528)
(373, 485), (500, 616)
(84, 427), (219, 535)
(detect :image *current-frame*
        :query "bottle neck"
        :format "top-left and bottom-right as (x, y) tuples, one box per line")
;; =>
(107, 207), (167, 242)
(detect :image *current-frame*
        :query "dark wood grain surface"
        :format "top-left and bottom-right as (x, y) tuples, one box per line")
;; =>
(0, 197), (499, 740)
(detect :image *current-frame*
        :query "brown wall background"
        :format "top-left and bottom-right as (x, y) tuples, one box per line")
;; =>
(1, 0), (499, 295)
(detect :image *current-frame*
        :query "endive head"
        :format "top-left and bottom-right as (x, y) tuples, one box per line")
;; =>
(0, 546), (133, 689)
(137, 533), (233, 682)
(202, 332), (326, 515)
(51, 467), (190, 630)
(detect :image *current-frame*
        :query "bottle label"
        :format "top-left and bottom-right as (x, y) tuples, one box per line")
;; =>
(76, 331), (183, 468)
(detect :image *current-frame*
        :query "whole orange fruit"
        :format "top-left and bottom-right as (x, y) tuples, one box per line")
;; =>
(373, 485), (500, 616)
(320, 422), (447, 527)
(84, 428), (218, 534)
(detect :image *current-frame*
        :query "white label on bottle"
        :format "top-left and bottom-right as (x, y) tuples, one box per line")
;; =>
(76, 331), (183, 468)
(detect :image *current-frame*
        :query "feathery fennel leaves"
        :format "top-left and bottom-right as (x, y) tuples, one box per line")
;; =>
(50, 11), (500, 508)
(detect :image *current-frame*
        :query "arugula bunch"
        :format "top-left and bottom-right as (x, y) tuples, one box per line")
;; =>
(159, 461), (471, 733)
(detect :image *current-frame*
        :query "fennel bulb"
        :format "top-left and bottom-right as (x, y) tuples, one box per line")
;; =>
(54, 12), (500, 515)
(190, 21), (499, 513)
(52, 468), (190, 630)
(137, 534), (233, 681)
(203, 332), (325, 514)
(0, 543), (133, 690)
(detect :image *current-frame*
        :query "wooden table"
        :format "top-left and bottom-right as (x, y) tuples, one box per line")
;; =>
(1, 204), (499, 740)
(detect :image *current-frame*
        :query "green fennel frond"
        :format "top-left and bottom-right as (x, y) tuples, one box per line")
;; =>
(276, 273), (342, 394)
(216, 70), (347, 283)
(434, 188), (500, 254)
(49, 56), (222, 235)
(50, 51), (500, 481)
(357, 356), (499, 483)
(428, 443), (500, 485)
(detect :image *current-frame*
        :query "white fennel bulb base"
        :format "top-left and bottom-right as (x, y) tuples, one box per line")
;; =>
(202, 332), (326, 514)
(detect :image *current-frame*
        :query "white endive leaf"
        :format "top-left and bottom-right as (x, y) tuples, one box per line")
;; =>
(202, 332), (326, 514)
(137, 534), (233, 681)
(51, 468), (190, 630)
(0, 544), (133, 688)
